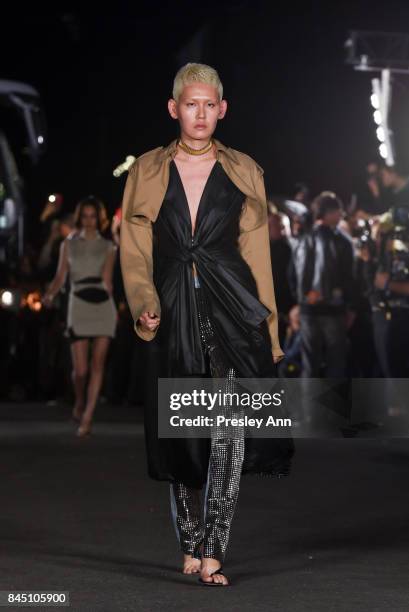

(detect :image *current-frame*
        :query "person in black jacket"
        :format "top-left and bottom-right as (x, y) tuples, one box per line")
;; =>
(290, 191), (356, 378)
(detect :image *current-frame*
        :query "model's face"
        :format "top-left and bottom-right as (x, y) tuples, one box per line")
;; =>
(168, 83), (227, 141)
(80, 205), (98, 231)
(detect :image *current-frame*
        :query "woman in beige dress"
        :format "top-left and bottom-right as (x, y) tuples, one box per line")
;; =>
(43, 196), (117, 437)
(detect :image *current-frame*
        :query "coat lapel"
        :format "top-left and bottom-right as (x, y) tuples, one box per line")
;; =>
(128, 138), (266, 231)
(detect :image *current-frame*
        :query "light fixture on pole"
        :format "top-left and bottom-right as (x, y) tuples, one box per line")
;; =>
(370, 69), (395, 166)
(345, 31), (409, 168)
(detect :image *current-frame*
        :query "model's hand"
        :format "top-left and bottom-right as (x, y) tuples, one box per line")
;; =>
(273, 353), (284, 364)
(138, 311), (160, 332)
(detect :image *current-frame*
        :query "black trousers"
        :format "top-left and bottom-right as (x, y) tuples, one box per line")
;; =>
(300, 312), (348, 378)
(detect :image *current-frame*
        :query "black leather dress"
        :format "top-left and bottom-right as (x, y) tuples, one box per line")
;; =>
(142, 159), (294, 488)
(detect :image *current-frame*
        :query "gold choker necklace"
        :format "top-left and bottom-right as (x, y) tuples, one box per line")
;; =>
(177, 138), (214, 156)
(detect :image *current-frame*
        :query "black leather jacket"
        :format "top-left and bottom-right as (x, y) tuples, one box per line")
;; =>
(289, 224), (356, 312)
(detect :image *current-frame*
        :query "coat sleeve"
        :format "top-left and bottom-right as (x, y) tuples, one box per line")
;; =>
(238, 163), (285, 363)
(119, 161), (161, 341)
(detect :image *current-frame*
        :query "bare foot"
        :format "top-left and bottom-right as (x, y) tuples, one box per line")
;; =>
(200, 558), (229, 585)
(183, 554), (201, 574)
(76, 413), (93, 437)
(72, 403), (84, 421)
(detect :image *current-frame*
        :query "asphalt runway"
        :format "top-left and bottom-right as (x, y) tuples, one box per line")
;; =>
(1, 402), (409, 611)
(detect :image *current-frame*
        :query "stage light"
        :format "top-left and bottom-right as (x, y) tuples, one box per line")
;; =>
(371, 71), (395, 166)
(370, 93), (380, 109)
(25, 291), (42, 312)
(0, 289), (22, 312)
(373, 110), (382, 125)
(379, 143), (388, 159)
(48, 194), (56, 203)
(376, 126), (385, 142)
(1, 290), (13, 307)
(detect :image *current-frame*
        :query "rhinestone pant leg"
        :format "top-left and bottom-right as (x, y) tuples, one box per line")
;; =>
(169, 481), (204, 559)
(197, 283), (245, 563)
(170, 281), (245, 563)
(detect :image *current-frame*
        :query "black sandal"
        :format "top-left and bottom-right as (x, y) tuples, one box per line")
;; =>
(198, 565), (231, 587)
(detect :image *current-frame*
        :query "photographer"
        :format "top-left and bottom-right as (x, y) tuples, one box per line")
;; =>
(372, 181), (409, 377)
(343, 210), (378, 376)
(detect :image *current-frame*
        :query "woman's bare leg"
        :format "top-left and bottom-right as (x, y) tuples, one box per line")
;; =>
(70, 339), (89, 418)
(81, 336), (111, 425)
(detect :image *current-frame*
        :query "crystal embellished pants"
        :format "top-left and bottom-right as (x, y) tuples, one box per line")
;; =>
(169, 276), (245, 563)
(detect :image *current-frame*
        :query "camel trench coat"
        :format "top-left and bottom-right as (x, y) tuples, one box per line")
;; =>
(120, 137), (285, 363)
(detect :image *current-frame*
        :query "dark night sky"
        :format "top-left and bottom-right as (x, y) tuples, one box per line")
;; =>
(3, 1), (409, 236)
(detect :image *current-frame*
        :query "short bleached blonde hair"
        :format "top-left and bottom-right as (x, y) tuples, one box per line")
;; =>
(172, 63), (223, 102)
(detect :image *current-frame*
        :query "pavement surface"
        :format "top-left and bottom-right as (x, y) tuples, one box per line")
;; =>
(1, 402), (409, 611)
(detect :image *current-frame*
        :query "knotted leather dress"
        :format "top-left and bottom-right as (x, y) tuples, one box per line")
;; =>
(142, 158), (294, 488)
